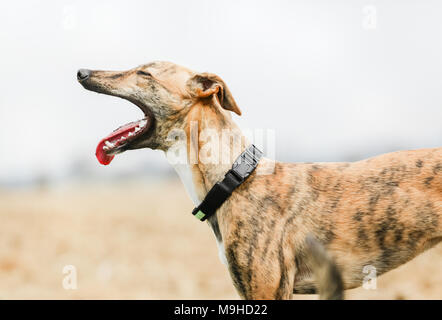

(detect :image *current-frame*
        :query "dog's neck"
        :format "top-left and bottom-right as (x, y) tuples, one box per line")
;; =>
(164, 101), (248, 264)
(165, 101), (249, 206)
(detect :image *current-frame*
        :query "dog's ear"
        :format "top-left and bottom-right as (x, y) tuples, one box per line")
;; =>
(187, 73), (242, 116)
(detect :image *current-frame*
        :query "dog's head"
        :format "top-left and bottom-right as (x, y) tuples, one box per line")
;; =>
(77, 61), (241, 165)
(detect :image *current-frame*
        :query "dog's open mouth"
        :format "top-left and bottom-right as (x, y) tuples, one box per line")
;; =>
(77, 68), (156, 165)
(95, 116), (152, 165)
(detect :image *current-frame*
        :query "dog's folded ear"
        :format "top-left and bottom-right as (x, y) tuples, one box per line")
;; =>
(187, 73), (242, 116)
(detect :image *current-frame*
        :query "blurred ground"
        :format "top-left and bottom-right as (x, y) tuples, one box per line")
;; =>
(0, 179), (441, 299)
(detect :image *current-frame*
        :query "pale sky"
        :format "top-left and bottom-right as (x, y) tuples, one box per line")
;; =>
(0, 0), (441, 183)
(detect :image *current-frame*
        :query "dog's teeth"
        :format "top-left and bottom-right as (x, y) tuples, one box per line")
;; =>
(105, 141), (114, 148)
(128, 132), (134, 137)
(134, 126), (141, 132)
(103, 146), (109, 151)
(139, 120), (147, 127)
(120, 136), (126, 141)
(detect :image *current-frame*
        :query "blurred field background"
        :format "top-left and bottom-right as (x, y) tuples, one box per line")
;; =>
(0, 179), (440, 300)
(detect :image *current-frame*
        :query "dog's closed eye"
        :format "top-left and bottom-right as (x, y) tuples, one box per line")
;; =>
(137, 70), (152, 77)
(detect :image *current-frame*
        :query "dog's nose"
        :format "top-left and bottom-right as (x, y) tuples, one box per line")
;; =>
(77, 69), (91, 81)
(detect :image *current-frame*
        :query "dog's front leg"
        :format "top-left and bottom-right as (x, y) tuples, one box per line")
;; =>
(225, 241), (295, 300)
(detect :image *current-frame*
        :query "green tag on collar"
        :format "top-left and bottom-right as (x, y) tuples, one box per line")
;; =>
(194, 210), (206, 220)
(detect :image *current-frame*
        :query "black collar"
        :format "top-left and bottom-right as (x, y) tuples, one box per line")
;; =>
(192, 144), (263, 221)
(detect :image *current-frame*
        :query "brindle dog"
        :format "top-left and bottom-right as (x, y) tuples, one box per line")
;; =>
(77, 61), (442, 299)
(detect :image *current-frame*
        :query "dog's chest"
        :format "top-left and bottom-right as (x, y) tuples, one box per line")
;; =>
(216, 238), (228, 266)
(168, 160), (201, 205)
(167, 156), (229, 267)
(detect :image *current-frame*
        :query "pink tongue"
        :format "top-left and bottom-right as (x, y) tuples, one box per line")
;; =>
(95, 122), (139, 165)
(96, 141), (115, 165)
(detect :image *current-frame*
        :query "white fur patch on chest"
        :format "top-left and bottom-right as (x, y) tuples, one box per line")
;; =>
(216, 239), (228, 266)
(169, 162), (201, 206)
(165, 153), (228, 267)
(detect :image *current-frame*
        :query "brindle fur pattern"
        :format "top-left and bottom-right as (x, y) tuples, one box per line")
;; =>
(78, 61), (442, 299)
(221, 151), (441, 298)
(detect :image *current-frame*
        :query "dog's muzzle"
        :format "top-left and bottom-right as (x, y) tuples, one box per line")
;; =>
(77, 69), (91, 82)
